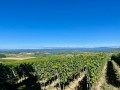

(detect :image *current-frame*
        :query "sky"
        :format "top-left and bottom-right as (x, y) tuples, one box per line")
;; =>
(0, 0), (120, 49)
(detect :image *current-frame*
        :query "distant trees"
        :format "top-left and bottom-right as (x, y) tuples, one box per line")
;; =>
(0, 54), (6, 58)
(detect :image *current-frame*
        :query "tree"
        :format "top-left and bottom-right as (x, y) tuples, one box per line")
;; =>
(0, 54), (6, 58)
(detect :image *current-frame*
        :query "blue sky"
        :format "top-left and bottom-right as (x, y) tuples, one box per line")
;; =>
(0, 0), (120, 49)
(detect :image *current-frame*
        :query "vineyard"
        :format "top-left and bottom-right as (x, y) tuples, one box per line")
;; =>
(0, 53), (120, 90)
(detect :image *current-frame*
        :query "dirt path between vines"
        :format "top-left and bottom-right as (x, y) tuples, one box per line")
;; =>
(92, 62), (107, 90)
(45, 80), (58, 90)
(65, 72), (85, 90)
(112, 60), (120, 74)
(47, 72), (85, 90)
(112, 61), (120, 81)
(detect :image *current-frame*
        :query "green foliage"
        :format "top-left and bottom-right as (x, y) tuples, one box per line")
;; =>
(34, 54), (108, 87)
(0, 59), (17, 62)
(87, 54), (108, 84)
(0, 61), (35, 89)
(0, 54), (108, 89)
(0, 54), (6, 58)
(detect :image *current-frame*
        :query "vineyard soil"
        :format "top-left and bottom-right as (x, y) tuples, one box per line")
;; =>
(65, 72), (85, 90)
(101, 61), (120, 90)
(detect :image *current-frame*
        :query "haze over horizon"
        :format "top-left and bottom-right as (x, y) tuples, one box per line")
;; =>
(0, 45), (120, 50)
(0, 0), (120, 49)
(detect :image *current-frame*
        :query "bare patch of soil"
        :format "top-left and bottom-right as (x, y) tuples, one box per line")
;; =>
(65, 72), (85, 90)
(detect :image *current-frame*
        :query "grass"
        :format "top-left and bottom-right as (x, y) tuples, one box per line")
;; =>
(0, 59), (17, 62)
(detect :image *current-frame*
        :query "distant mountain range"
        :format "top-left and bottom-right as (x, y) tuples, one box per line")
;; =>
(0, 47), (119, 51)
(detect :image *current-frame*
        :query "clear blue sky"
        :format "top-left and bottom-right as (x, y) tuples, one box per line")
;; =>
(0, 0), (120, 49)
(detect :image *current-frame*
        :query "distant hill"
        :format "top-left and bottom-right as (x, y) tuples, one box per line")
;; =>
(0, 47), (114, 51)
(90, 48), (120, 53)
(0, 47), (120, 53)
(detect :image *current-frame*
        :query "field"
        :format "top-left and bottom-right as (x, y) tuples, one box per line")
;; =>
(1, 57), (36, 60)
(0, 51), (120, 90)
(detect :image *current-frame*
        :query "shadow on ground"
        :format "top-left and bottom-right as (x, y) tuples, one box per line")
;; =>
(76, 75), (87, 90)
(0, 76), (41, 90)
(106, 61), (120, 88)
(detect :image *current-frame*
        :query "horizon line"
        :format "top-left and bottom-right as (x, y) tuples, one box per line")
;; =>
(0, 45), (120, 49)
